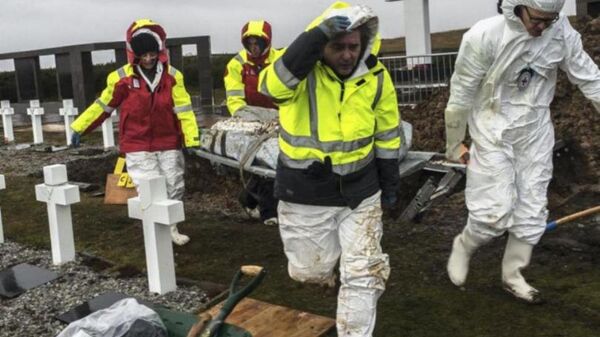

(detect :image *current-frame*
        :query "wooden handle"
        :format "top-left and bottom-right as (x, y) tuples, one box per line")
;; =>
(556, 205), (600, 226)
(185, 312), (212, 337)
(241, 265), (264, 277)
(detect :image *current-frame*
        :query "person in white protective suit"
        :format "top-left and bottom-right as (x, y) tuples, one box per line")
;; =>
(445, 0), (600, 303)
(258, 2), (401, 336)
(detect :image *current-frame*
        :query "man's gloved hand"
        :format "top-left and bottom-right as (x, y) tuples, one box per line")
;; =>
(381, 192), (402, 220)
(381, 192), (397, 208)
(318, 16), (352, 38)
(445, 106), (469, 164)
(70, 132), (81, 148)
(307, 156), (333, 178)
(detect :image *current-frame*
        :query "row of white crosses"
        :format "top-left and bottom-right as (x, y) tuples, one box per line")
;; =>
(25, 164), (182, 294)
(0, 99), (115, 149)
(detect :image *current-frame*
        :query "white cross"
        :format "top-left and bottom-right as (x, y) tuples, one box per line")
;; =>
(101, 111), (116, 150)
(27, 100), (45, 144)
(128, 176), (184, 294)
(0, 174), (5, 243)
(0, 101), (15, 143)
(35, 164), (80, 265)
(59, 99), (79, 146)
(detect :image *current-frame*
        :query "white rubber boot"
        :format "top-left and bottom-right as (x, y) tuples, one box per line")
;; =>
(263, 217), (279, 226)
(502, 234), (541, 303)
(447, 230), (483, 286)
(171, 225), (190, 246)
(244, 207), (261, 220)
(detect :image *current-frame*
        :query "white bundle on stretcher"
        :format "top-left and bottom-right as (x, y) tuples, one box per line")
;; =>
(200, 106), (413, 171)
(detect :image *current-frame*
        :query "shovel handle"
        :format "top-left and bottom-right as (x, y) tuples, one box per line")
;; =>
(241, 265), (264, 277)
(546, 205), (600, 232)
(200, 266), (267, 337)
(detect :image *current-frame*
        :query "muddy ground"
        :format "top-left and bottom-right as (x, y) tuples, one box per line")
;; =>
(0, 124), (599, 337)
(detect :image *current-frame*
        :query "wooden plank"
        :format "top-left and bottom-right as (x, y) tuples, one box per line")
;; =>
(206, 298), (335, 337)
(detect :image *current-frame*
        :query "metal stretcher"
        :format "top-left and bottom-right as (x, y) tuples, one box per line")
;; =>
(190, 147), (466, 222)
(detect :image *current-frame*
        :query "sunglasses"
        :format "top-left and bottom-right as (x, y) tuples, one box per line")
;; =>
(524, 7), (559, 26)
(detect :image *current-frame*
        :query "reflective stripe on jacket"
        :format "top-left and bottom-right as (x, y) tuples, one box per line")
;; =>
(264, 61), (400, 175)
(224, 48), (283, 114)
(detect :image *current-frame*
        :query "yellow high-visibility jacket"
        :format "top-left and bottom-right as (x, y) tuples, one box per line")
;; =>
(224, 48), (283, 114)
(258, 5), (401, 207)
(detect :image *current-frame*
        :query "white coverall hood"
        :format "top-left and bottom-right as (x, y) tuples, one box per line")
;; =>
(308, 2), (380, 80)
(501, 0), (566, 33)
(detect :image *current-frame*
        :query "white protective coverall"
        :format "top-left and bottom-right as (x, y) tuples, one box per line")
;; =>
(447, 0), (600, 246)
(445, 0), (600, 302)
(126, 150), (185, 201)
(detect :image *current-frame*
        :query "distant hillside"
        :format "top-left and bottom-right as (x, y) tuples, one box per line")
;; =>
(380, 28), (467, 56)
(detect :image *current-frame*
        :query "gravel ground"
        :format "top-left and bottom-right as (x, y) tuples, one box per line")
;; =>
(0, 240), (209, 337)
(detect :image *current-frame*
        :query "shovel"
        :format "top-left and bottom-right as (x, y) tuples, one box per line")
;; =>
(187, 265), (267, 337)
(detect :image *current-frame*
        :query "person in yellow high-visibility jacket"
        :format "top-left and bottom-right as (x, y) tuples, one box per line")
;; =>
(223, 20), (283, 226)
(258, 2), (400, 336)
(224, 20), (284, 115)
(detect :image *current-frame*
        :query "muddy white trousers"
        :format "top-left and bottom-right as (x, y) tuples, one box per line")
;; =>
(278, 191), (390, 337)
(125, 150), (185, 200)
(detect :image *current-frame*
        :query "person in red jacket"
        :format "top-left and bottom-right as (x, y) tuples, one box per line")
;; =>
(224, 20), (283, 226)
(70, 19), (199, 245)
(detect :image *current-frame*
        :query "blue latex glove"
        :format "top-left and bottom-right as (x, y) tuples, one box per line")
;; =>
(71, 132), (81, 148)
(318, 16), (352, 38)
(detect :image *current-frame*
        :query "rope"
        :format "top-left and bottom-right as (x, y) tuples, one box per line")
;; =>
(238, 127), (278, 191)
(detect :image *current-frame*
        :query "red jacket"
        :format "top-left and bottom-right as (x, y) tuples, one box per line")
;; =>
(71, 19), (199, 153)
(224, 20), (284, 114)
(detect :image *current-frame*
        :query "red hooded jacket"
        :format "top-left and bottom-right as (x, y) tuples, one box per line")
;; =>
(71, 19), (199, 153)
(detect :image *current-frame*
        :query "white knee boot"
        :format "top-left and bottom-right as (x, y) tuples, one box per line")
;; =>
(502, 234), (541, 303)
(447, 230), (484, 286)
(171, 225), (190, 246)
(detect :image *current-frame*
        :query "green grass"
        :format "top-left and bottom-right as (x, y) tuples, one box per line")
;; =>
(1, 174), (599, 336)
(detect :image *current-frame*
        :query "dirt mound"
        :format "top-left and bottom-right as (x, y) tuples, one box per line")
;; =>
(184, 154), (245, 214)
(404, 16), (600, 184)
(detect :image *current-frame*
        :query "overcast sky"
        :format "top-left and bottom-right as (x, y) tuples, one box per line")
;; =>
(0, 0), (576, 70)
